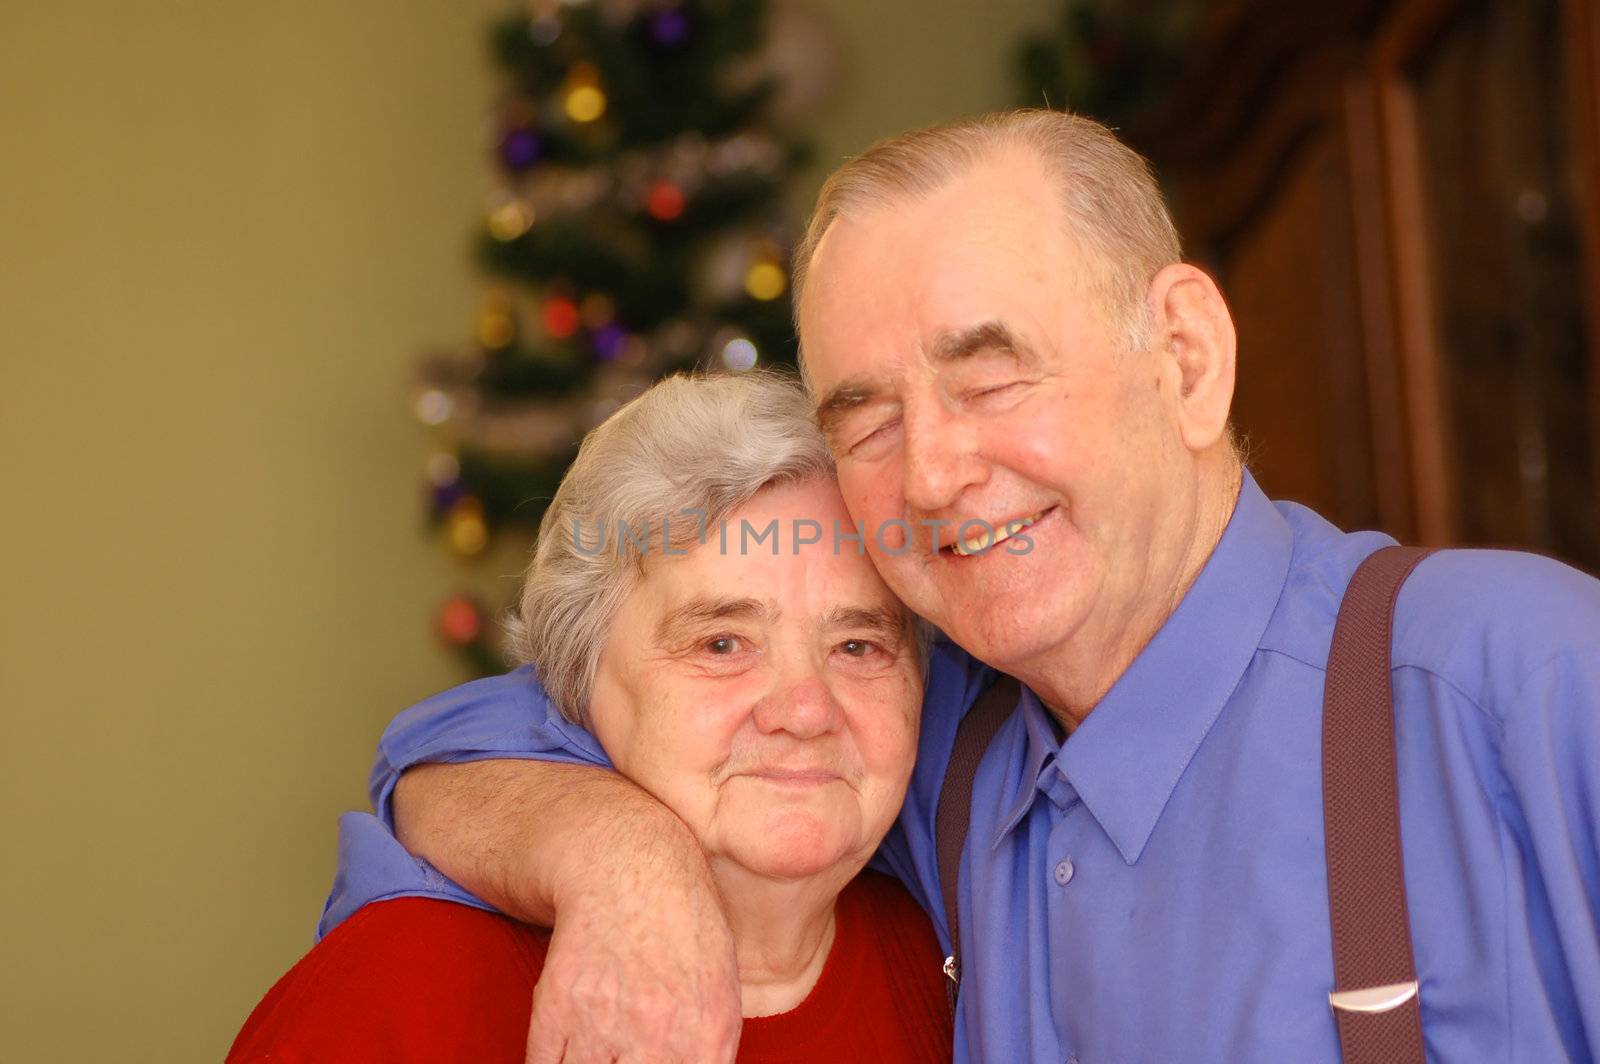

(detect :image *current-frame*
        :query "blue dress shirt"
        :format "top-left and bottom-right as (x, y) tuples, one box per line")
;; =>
(325, 472), (1600, 1063)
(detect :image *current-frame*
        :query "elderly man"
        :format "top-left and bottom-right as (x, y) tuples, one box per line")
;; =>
(333, 110), (1600, 1063)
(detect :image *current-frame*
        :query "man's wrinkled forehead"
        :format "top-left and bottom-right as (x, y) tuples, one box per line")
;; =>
(798, 171), (1073, 359)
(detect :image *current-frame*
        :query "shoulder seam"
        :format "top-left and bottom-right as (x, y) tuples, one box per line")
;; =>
(1253, 646), (1505, 736)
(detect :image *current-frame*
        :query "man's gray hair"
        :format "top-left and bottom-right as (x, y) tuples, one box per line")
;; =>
(505, 370), (835, 726)
(793, 108), (1182, 354)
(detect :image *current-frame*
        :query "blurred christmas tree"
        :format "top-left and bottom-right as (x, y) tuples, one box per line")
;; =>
(421, 0), (834, 673)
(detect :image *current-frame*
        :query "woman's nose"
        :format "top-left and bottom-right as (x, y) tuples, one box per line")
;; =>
(751, 674), (844, 739)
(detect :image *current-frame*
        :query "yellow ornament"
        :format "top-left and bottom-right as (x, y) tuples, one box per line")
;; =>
(565, 85), (606, 123)
(477, 311), (515, 349)
(476, 292), (516, 349)
(563, 62), (606, 123)
(744, 261), (787, 302)
(446, 498), (489, 556)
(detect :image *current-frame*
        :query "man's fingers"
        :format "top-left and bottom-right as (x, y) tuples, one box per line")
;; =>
(516, 852), (741, 1064)
(523, 987), (566, 1064)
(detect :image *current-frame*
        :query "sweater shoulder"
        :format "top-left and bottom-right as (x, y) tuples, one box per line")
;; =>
(228, 899), (548, 1063)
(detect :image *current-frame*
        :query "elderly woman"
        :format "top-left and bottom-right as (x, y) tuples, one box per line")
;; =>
(229, 372), (952, 1063)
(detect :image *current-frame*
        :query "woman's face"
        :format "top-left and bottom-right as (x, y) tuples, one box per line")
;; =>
(588, 477), (923, 884)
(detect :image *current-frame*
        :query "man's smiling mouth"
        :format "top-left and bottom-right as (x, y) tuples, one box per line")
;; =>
(947, 507), (1054, 556)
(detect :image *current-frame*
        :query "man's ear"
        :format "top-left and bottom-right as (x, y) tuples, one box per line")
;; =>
(1147, 263), (1236, 454)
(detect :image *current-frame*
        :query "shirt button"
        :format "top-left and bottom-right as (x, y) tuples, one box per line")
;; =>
(1053, 858), (1075, 886)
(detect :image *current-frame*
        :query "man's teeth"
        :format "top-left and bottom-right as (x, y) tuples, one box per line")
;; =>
(951, 510), (1045, 556)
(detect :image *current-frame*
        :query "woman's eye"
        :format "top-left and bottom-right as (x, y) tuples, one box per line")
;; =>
(838, 639), (878, 657)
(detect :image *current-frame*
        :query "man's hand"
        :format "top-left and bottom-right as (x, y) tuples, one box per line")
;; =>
(525, 846), (740, 1063)
(394, 760), (741, 1063)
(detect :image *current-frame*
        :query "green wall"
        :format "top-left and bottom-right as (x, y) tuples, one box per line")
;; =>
(0, 1), (1050, 1059)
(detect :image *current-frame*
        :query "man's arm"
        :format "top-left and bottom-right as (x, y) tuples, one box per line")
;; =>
(394, 759), (741, 1064)
(339, 668), (740, 1064)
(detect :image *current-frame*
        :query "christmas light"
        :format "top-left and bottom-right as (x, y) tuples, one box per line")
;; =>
(487, 193), (534, 241)
(438, 595), (483, 645)
(646, 181), (686, 221)
(563, 64), (607, 124)
(542, 296), (581, 339)
(426, 452), (461, 486)
(446, 498), (489, 556)
(744, 261), (787, 301)
(416, 389), (454, 425)
(499, 128), (541, 171)
(721, 336), (759, 371)
(430, 478), (465, 518)
(566, 85), (606, 123)
(528, 14), (561, 45)
(592, 323), (627, 360)
(650, 9), (690, 47)
(477, 307), (516, 349)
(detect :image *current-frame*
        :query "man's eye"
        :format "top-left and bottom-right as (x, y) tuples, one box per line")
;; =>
(848, 418), (900, 456)
(705, 636), (742, 655)
(964, 381), (1021, 403)
(838, 638), (879, 657)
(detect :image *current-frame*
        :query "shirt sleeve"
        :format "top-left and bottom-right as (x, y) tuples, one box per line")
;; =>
(368, 664), (614, 827)
(869, 638), (992, 952)
(1497, 645), (1600, 1059)
(320, 665), (615, 939)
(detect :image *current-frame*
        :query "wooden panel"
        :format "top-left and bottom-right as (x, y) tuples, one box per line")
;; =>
(1370, 74), (1459, 544)
(1210, 131), (1380, 526)
(1378, 0), (1600, 567)
(1565, 0), (1600, 539)
(1342, 75), (1417, 539)
(1132, 0), (1600, 568)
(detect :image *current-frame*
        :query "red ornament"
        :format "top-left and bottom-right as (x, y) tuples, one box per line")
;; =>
(646, 181), (686, 222)
(438, 595), (483, 646)
(542, 296), (581, 339)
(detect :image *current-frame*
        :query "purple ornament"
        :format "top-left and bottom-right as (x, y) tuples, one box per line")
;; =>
(591, 324), (628, 361)
(430, 479), (465, 519)
(500, 128), (541, 171)
(650, 9), (689, 47)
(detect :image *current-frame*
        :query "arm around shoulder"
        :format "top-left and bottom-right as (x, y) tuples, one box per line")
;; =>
(375, 669), (742, 1063)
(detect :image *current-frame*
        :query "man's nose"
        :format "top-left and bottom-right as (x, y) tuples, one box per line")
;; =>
(751, 672), (844, 740)
(901, 401), (986, 514)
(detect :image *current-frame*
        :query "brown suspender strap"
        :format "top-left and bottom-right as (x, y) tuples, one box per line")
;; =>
(1323, 544), (1434, 1064)
(935, 674), (1021, 1010)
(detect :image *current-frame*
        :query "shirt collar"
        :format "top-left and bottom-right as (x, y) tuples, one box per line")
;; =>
(992, 470), (1295, 864)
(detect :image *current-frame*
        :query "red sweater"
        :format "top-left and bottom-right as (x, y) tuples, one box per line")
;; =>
(229, 871), (952, 1063)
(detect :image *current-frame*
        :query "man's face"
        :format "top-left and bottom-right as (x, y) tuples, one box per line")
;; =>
(799, 150), (1187, 669)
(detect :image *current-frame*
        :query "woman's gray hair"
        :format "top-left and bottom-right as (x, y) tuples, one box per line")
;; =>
(505, 370), (837, 726)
